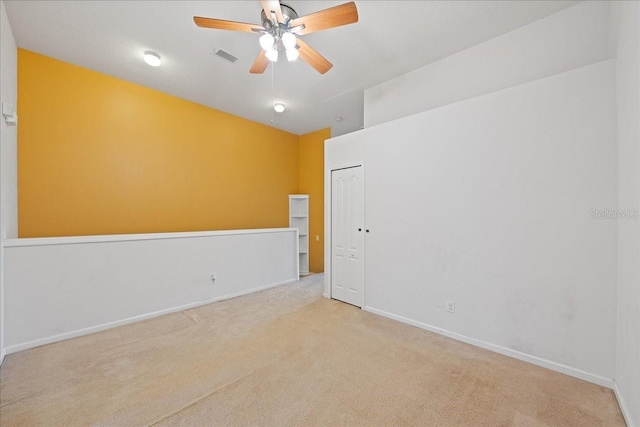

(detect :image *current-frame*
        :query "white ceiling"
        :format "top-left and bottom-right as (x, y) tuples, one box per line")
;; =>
(4, 0), (579, 136)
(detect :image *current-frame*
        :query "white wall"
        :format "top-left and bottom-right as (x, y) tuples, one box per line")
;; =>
(364, 1), (612, 128)
(3, 229), (298, 353)
(0, 0), (19, 364)
(611, 1), (640, 425)
(327, 60), (617, 386)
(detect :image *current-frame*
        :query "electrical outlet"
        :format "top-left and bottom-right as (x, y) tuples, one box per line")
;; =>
(316, 235), (320, 241)
(446, 301), (455, 313)
(210, 274), (216, 285)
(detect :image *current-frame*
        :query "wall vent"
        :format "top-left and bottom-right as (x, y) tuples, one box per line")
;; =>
(214, 49), (239, 63)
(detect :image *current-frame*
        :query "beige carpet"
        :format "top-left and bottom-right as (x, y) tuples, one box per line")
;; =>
(0, 274), (624, 426)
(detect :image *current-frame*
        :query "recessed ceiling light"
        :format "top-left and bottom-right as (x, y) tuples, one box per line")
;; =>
(274, 103), (285, 113)
(144, 51), (161, 67)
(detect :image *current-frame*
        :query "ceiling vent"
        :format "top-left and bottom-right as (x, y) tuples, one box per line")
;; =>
(214, 49), (238, 63)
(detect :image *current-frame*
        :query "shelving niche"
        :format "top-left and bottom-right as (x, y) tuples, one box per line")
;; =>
(289, 194), (309, 276)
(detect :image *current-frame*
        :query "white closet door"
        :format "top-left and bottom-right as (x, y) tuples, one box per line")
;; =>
(331, 166), (364, 307)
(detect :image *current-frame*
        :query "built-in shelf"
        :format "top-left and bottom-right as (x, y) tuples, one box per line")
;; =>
(289, 194), (309, 276)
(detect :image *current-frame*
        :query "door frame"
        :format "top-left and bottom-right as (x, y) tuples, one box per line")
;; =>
(324, 161), (365, 306)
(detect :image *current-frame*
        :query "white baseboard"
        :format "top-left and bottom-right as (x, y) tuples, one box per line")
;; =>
(363, 306), (613, 389)
(322, 293), (330, 299)
(5, 278), (298, 355)
(0, 348), (5, 365)
(613, 381), (634, 427)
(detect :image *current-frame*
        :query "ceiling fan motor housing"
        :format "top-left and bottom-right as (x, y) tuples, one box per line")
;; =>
(260, 4), (299, 51)
(261, 4), (298, 29)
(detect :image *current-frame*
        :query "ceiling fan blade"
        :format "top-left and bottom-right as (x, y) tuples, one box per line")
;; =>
(261, 0), (284, 23)
(249, 50), (270, 74)
(193, 16), (263, 33)
(290, 2), (358, 35)
(296, 39), (333, 74)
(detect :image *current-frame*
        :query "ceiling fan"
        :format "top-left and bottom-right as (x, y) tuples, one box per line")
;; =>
(193, 1), (358, 75)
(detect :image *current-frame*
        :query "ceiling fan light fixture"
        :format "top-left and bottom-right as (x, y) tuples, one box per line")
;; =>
(259, 33), (275, 51)
(143, 51), (161, 67)
(266, 48), (278, 62)
(286, 48), (299, 62)
(282, 32), (297, 50)
(274, 103), (285, 113)
(193, 1), (359, 74)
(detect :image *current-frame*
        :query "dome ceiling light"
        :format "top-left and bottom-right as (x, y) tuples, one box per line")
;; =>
(143, 51), (161, 66)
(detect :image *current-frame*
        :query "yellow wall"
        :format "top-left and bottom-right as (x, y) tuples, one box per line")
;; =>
(17, 49), (300, 237)
(299, 128), (330, 273)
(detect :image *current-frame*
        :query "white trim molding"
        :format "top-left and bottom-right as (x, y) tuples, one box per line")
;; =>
(5, 278), (298, 355)
(613, 382), (634, 427)
(3, 227), (295, 248)
(363, 306), (613, 389)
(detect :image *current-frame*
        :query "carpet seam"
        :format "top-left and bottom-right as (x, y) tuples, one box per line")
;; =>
(147, 369), (263, 426)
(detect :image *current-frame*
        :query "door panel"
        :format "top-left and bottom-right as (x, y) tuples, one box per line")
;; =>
(331, 166), (364, 307)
